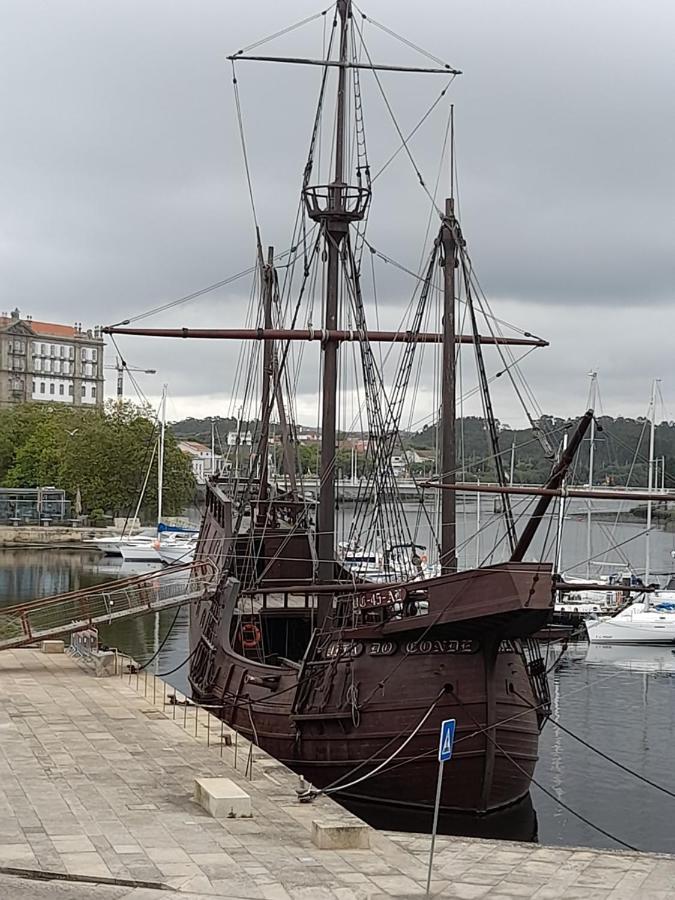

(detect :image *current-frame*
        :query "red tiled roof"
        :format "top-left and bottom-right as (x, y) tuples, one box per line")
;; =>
(29, 321), (78, 337)
(0, 316), (77, 338)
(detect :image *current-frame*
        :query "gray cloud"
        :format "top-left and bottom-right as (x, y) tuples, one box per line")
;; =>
(2, 0), (674, 426)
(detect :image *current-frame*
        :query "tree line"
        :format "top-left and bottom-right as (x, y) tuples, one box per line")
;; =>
(172, 412), (675, 487)
(0, 402), (195, 522)
(409, 415), (675, 486)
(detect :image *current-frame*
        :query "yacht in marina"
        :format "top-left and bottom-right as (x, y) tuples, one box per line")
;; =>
(586, 591), (675, 644)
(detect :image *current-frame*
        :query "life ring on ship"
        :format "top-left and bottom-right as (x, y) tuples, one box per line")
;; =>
(241, 622), (262, 650)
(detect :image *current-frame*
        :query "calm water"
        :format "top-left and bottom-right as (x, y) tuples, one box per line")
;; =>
(2, 513), (675, 853)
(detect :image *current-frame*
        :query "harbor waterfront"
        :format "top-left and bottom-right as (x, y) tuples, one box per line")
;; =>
(4, 647), (675, 899)
(2, 512), (675, 856)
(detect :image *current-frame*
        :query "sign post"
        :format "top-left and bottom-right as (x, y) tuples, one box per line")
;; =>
(425, 718), (455, 897)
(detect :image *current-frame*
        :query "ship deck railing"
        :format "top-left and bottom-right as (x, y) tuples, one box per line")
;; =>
(0, 560), (218, 651)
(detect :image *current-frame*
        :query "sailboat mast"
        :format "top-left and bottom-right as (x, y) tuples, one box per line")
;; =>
(157, 384), (167, 534)
(586, 372), (597, 578)
(440, 198), (458, 573)
(645, 378), (658, 585)
(317, 0), (350, 593)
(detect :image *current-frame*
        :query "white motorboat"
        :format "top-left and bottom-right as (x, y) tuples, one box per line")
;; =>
(84, 533), (156, 556)
(585, 593), (675, 644)
(119, 540), (161, 563)
(157, 536), (196, 565)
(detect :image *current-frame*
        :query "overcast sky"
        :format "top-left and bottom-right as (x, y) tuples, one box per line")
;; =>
(2, 0), (674, 428)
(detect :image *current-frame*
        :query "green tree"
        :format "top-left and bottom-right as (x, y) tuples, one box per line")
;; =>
(0, 401), (195, 521)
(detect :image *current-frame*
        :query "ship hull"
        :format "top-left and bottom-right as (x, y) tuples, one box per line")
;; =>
(189, 484), (552, 815)
(191, 653), (539, 813)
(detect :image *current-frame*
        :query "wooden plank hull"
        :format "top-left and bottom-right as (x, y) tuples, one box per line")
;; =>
(189, 486), (553, 814)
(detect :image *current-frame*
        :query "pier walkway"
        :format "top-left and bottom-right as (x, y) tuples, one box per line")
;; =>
(0, 562), (215, 650)
(1, 648), (674, 899)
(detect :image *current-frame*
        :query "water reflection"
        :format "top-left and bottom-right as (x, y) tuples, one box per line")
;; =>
(585, 643), (675, 673)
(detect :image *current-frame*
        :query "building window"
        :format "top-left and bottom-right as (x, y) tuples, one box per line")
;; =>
(59, 384), (64, 396)
(68, 384), (73, 396)
(40, 382), (45, 394)
(91, 386), (97, 399)
(91, 349), (97, 362)
(60, 345), (65, 357)
(34, 359), (41, 372)
(49, 383), (55, 395)
(41, 343), (46, 355)
(69, 346), (74, 359)
(81, 385), (86, 397)
(50, 345), (56, 356)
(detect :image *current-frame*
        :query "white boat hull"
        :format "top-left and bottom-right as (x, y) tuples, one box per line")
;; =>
(586, 611), (675, 644)
(119, 543), (161, 563)
(158, 543), (195, 565)
(84, 535), (156, 557)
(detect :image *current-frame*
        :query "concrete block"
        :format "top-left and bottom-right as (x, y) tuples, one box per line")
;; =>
(311, 819), (370, 850)
(40, 640), (64, 654)
(194, 777), (252, 818)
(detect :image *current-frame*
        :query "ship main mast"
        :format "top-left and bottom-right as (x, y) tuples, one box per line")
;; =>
(302, 0), (369, 620)
(317, 0), (349, 595)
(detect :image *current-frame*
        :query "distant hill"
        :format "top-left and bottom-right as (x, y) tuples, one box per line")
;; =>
(170, 413), (675, 487)
(170, 416), (237, 448)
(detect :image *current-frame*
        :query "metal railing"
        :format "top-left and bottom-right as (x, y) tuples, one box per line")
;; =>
(0, 561), (217, 650)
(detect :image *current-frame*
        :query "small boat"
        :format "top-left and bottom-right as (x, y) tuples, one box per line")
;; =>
(84, 534), (155, 556)
(157, 535), (197, 565)
(586, 593), (675, 644)
(119, 540), (161, 563)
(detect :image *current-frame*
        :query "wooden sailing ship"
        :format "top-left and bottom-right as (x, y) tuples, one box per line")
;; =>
(106, 2), (598, 816)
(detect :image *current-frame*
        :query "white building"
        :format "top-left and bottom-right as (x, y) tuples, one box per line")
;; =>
(0, 309), (104, 408)
(178, 440), (226, 485)
(227, 430), (253, 446)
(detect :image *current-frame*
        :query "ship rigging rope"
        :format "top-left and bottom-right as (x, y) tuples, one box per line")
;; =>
(137, 606), (182, 671)
(451, 691), (640, 852)
(362, 239), (543, 342)
(371, 76), (456, 184)
(232, 61), (259, 229)
(353, 4), (452, 69)
(107, 226), (317, 328)
(233, 5), (334, 57)
(299, 688), (447, 800)
(351, 16), (442, 215)
(510, 693), (675, 803)
(337, 663), (646, 786)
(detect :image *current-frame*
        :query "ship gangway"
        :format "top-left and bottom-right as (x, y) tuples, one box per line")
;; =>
(0, 560), (217, 651)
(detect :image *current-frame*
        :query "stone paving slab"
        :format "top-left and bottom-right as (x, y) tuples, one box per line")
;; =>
(1, 648), (675, 899)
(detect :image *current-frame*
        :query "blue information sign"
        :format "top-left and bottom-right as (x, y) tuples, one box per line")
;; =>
(438, 718), (456, 762)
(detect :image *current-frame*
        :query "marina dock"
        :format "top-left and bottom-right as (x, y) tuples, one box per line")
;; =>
(1, 648), (674, 899)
